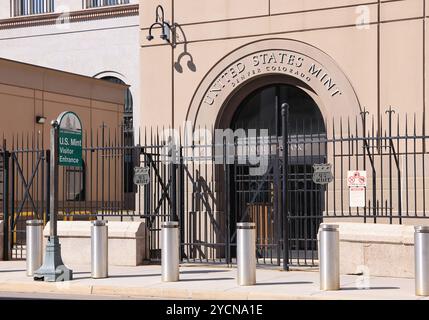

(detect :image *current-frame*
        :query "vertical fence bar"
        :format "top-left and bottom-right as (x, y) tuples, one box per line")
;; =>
(179, 145), (185, 260)
(361, 110), (368, 222)
(10, 150), (15, 258)
(387, 108), (394, 224)
(422, 121), (426, 218)
(281, 103), (289, 271)
(396, 115), (402, 224)
(413, 115), (417, 217)
(101, 124), (105, 220)
(405, 115), (409, 217)
(171, 158), (177, 221)
(223, 137), (231, 264)
(3, 142), (10, 260)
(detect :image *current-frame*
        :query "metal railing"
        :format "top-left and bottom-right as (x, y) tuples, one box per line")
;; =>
(1, 110), (428, 268)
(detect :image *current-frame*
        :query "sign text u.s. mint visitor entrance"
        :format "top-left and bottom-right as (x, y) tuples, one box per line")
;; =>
(58, 111), (82, 167)
(34, 111), (80, 282)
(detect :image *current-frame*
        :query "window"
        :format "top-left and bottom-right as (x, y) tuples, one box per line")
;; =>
(85, 0), (130, 9)
(100, 76), (134, 193)
(13, 0), (54, 17)
(100, 76), (133, 134)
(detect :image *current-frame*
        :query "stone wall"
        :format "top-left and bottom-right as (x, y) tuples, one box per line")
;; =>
(43, 221), (149, 267)
(326, 222), (415, 278)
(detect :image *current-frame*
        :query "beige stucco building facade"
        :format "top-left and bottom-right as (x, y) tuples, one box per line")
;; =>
(140, 0), (428, 132)
(139, 0), (429, 218)
(138, 1), (429, 267)
(0, 57), (127, 247)
(0, 57), (126, 147)
(0, 1), (139, 135)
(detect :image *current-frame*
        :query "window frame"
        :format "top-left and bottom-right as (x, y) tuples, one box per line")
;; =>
(12, 0), (54, 17)
(85, 0), (130, 9)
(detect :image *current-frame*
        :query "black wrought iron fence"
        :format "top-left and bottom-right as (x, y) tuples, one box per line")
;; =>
(1, 109), (428, 269)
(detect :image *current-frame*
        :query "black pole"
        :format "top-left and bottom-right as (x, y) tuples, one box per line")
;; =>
(2, 142), (9, 261)
(101, 123), (105, 220)
(171, 144), (177, 221)
(281, 103), (290, 271)
(179, 147), (185, 259)
(50, 122), (59, 238)
(34, 119), (73, 282)
(223, 137), (231, 264)
(45, 150), (50, 225)
(386, 107), (394, 224)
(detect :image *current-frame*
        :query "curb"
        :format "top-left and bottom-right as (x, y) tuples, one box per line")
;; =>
(0, 280), (360, 300)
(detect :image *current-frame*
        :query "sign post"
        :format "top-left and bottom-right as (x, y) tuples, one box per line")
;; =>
(34, 112), (81, 282)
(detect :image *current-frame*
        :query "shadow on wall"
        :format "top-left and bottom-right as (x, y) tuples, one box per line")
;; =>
(173, 23), (197, 73)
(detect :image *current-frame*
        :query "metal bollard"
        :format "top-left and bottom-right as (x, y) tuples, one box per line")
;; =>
(237, 222), (256, 286)
(161, 221), (180, 282)
(319, 224), (340, 291)
(415, 226), (429, 296)
(91, 220), (108, 279)
(26, 220), (44, 277)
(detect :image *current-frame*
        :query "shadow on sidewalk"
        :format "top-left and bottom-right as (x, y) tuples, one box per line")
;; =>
(0, 270), (26, 273)
(340, 287), (400, 291)
(181, 270), (229, 274)
(72, 269), (230, 280)
(180, 277), (234, 282)
(73, 273), (162, 280)
(255, 281), (313, 286)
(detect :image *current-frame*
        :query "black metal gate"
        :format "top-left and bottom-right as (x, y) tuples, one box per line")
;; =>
(230, 156), (282, 265)
(2, 109), (429, 269)
(139, 142), (175, 262)
(0, 136), (49, 260)
(9, 149), (48, 259)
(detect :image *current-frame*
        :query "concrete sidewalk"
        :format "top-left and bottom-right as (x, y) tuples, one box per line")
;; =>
(0, 261), (426, 300)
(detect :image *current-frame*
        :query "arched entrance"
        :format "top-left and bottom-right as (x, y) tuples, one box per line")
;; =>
(221, 78), (326, 263)
(182, 39), (361, 266)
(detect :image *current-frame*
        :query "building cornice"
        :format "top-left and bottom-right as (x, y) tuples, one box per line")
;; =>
(0, 4), (139, 30)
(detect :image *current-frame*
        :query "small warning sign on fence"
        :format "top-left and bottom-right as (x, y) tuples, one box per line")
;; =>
(134, 167), (150, 186)
(347, 171), (367, 187)
(347, 170), (367, 208)
(349, 187), (366, 208)
(312, 163), (333, 185)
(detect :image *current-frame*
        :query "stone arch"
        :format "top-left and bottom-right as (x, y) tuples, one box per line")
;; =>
(185, 38), (362, 129)
(93, 70), (127, 82)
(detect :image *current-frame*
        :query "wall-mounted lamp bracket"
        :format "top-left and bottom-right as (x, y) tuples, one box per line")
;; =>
(146, 5), (175, 47)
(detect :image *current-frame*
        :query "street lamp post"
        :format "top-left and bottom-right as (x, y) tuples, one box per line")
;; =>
(33, 120), (73, 282)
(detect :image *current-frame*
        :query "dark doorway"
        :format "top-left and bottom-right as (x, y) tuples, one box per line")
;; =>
(231, 84), (324, 135)
(229, 84), (326, 262)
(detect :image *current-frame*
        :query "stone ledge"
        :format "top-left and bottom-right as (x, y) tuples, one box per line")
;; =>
(42, 221), (148, 266)
(336, 222), (415, 245)
(43, 221), (146, 239)
(320, 222), (416, 278)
